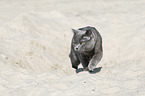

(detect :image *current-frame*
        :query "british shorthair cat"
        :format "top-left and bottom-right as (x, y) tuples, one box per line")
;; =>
(69, 26), (103, 72)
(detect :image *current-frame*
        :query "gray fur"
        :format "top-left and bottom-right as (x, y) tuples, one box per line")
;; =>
(69, 26), (103, 71)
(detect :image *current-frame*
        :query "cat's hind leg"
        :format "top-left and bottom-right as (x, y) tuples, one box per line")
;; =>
(77, 54), (89, 70)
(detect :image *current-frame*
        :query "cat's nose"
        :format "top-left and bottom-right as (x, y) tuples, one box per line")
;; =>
(74, 47), (78, 50)
(74, 45), (79, 51)
(76, 48), (78, 50)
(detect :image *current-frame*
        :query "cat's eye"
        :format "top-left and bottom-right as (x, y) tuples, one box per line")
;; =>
(80, 42), (84, 45)
(83, 36), (90, 40)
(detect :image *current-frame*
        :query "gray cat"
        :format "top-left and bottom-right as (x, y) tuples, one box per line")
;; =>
(69, 26), (103, 72)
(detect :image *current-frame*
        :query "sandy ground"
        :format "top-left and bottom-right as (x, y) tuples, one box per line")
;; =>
(0, 0), (145, 96)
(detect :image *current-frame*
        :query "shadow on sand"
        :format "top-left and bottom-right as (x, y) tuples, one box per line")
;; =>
(76, 67), (102, 74)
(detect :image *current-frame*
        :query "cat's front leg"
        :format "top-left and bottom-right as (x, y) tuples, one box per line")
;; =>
(69, 50), (80, 69)
(88, 51), (103, 71)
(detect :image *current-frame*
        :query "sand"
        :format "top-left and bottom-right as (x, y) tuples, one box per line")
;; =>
(0, 0), (145, 96)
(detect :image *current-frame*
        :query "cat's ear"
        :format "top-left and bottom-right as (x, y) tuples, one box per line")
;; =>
(72, 28), (79, 34)
(85, 29), (92, 36)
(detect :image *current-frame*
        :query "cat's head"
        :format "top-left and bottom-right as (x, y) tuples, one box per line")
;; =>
(72, 28), (96, 52)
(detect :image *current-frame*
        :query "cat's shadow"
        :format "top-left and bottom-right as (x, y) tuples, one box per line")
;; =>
(76, 67), (102, 74)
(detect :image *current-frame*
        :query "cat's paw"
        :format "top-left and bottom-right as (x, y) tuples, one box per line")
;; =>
(88, 64), (96, 71)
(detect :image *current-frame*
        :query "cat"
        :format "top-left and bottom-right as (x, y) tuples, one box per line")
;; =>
(69, 26), (103, 72)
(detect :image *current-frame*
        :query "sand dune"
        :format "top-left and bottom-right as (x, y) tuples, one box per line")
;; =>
(0, 0), (145, 96)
